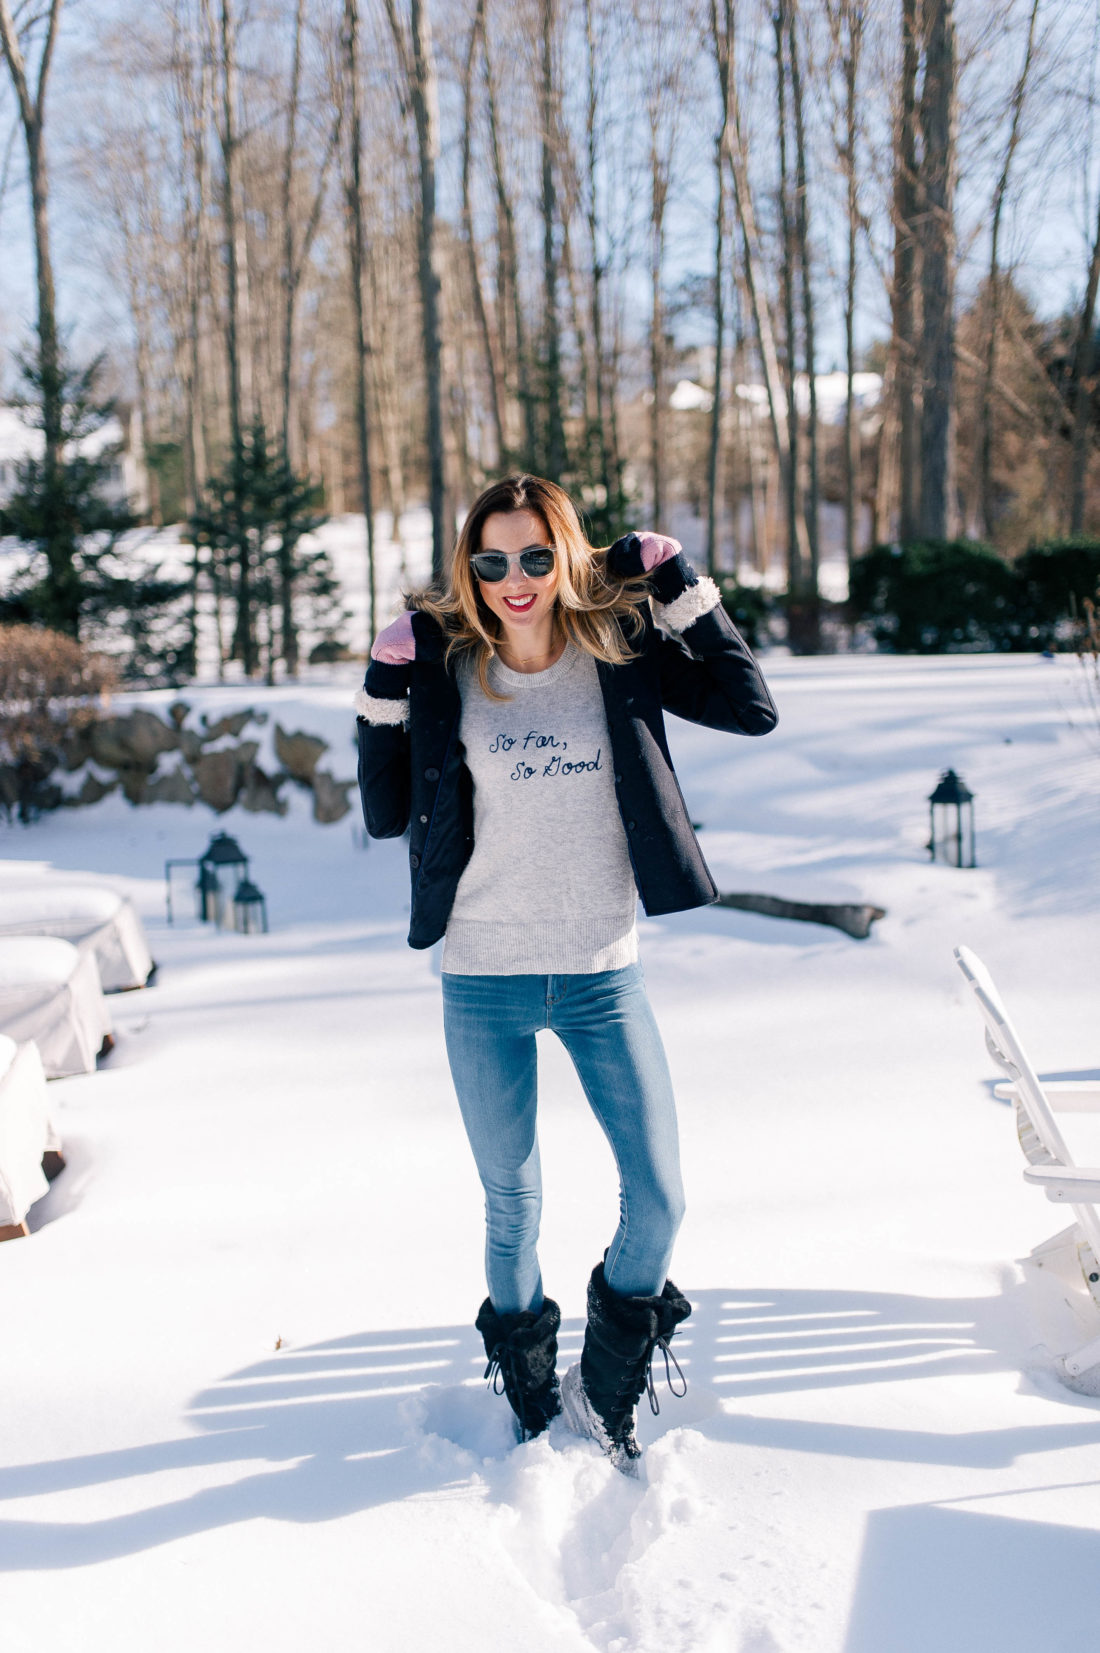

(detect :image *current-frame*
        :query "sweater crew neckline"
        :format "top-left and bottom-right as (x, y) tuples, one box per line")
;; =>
(489, 641), (578, 692)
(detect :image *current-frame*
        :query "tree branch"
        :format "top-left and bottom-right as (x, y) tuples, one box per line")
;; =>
(378, 0), (412, 86)
(34, 0), (59, 115)
(0, 0), (35, 132)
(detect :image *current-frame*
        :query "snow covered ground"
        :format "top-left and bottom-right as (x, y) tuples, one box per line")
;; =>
(2, 649), (1099, 1653)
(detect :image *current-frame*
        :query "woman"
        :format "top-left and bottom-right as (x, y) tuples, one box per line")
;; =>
(355, 474), (777, 1474)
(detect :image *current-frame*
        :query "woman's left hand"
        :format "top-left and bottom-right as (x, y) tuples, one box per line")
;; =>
(607, 531), (683, 578)
(635, 532), (682, 571)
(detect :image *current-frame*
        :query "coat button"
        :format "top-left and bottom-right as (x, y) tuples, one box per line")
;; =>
(425, 766), (440, 781)
(614, 773), (623, 784)
(627, 820), (636, 831)
(410, 853), (420, 868)
(419, 813), (428, 824)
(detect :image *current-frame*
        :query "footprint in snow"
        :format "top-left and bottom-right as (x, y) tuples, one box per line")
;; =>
(404, 1381), (519, 1460)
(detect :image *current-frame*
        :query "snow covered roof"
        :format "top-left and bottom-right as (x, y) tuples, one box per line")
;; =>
(727, 371), (884, 425)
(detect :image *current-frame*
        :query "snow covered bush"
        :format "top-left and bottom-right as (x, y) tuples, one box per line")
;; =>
(849, 540), (1025, 653)
(0, 625), (115, 822)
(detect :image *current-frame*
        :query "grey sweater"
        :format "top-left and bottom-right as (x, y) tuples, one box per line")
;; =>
(441, 644), (639, 975)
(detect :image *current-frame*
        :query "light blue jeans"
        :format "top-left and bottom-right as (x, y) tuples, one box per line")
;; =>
(441, 964), (685, 1315)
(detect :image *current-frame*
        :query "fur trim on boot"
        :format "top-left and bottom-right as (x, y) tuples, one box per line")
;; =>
(475, 1296), (562, 1441)
(561, 1263), (690, 1476)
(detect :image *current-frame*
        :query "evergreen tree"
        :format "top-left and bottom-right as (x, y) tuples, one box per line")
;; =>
(0, 354), (138, 633)
(189, 422), (343, 680)
(0, 353), (191, 682)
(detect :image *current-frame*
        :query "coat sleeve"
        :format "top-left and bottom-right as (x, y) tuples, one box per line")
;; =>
(355, 658), (412, 838)
(651, 575), (778, 736)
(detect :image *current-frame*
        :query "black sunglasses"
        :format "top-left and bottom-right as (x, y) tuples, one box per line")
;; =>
(470, 546), (556, 583)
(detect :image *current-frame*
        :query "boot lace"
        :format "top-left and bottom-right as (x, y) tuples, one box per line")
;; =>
(484, 1343), (532, 1440)
(642, 1334), (687, 1416)
(610, 1334), (687, 1430)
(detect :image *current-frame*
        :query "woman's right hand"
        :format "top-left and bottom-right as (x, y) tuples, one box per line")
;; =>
(371, 609), (416, 665)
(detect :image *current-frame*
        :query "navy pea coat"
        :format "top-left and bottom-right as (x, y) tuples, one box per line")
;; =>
(356, 585), (777, 951)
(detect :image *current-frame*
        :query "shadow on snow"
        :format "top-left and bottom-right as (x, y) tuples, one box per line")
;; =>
(2, 1285), (1100, 1571)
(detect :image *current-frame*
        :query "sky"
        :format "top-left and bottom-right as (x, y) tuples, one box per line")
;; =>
(1, 0), (1098, 402)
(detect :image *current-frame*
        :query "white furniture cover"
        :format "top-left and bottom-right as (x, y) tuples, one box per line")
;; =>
(0, 882), (153, 991)
(0, 1035), (60, 1226)
(955, 944), (1100, 1389)
(0, 937), (112, 1078)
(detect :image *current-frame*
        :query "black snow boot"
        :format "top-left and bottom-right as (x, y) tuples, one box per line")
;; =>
(475, 1296), (562, 1441)
(561, 1262), (690, 1476)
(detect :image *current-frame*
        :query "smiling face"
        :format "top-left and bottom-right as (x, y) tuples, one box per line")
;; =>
(476, 508), (560, 650)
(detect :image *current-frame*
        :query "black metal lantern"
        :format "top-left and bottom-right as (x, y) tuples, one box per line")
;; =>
(232, 877), (268, 934)
(928, 769), (976, 867)
(166, 833), (259, 926)
(201, 832), (249, 882)
(196, 861), (223, 924)
(200, 833), (250, 927)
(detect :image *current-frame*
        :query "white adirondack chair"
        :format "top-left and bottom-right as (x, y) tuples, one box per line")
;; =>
(954, 944), (1100, 1383)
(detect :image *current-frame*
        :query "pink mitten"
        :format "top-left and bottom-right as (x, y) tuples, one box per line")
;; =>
(371, 609), (416, 665)
(635, 532), (682, 572)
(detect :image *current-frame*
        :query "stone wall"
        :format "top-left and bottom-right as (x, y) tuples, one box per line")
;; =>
(52, 703), (354, 824)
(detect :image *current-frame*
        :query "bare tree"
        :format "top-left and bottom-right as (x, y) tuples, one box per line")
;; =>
(1070, 192), (1100, 534)
(826, 0), (864, 566)
(341, 0), (377, 643)
(383, 0), (447, 575)
(280, 0), (339, 469)
(720, 9), (801, 579)
(892, 0), (921, 543)
(972, 0), (1040, 540)
(917, 0), (958, 541)
(0, 0), (74, 630)
(637, 1), (686, 531)
(582, 0), (619, 522)
(203, 0), (261, 670)
(788, 3), (819, 620)
(480, 15), (537, 466)
(538, 0), (566, 481)
(775, 2), (803, 604)
(461, 0), (506, 469)
(707, 0), (732, 577)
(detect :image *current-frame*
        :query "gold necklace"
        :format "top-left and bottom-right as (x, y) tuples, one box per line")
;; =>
(498, 636), (565, 671)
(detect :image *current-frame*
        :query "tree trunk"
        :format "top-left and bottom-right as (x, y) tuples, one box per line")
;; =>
(917, 0), (958, 542)
(276, 0), (307, 675)
(1070, 192), (1100, 534)
(774, 6), (804, 612)
(583, 0), (616, 520)
(539, 0), (566, 481)
(706, 132), (726, 578)
(367, 244), (410, 577)
(462, 0), (506, 469)
(409, 0), (447, 576)
(342, 0), (376, 645)
(893, 0), (921, 542)
(482, 26), (537, 466)
(212, 0), (258, 672)
(0, 0), (76, 632)
(841, 0), (862, 565)
(977, 0), (1039, 540)
(648, 122), (668, 529)
(172, 4), (212, 672)
(280, 0), (306, 468)
(789, 3), (820, 646)
(719, 13), (804, 580)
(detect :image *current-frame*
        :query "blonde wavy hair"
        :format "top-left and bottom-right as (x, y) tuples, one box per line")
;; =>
(412, 474), (647, 700)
